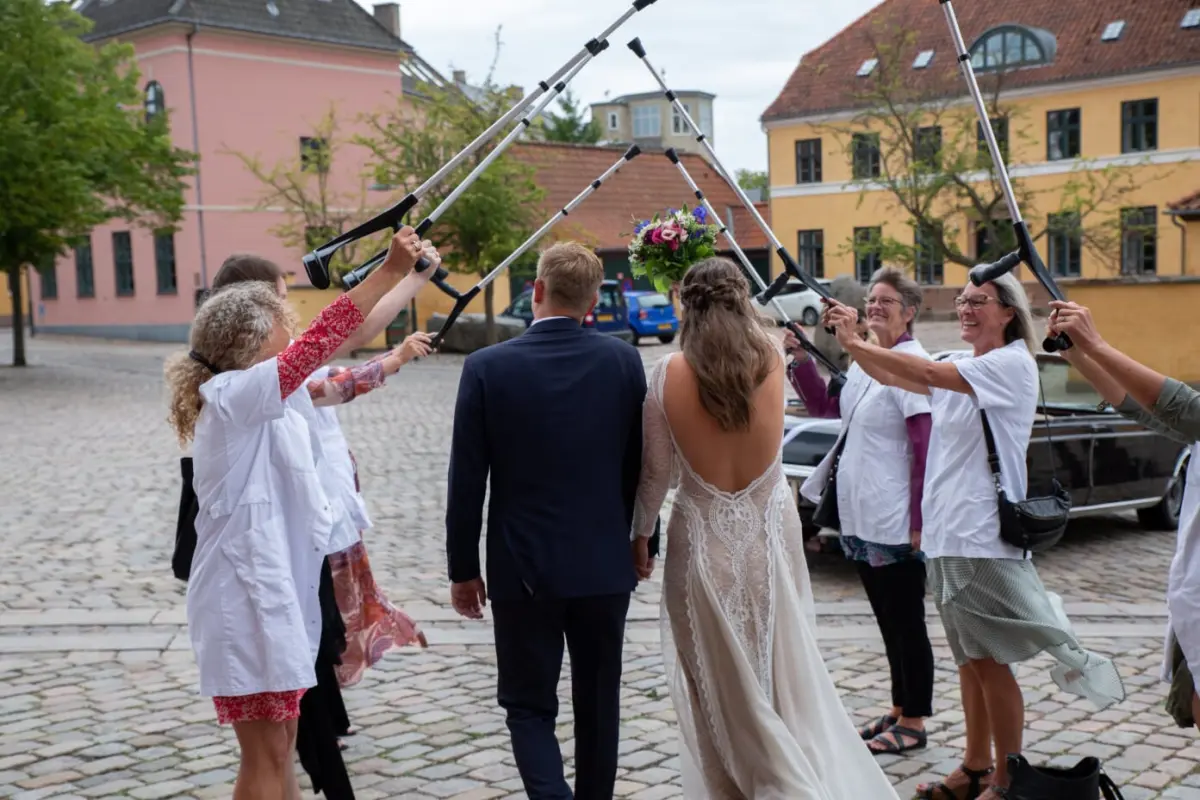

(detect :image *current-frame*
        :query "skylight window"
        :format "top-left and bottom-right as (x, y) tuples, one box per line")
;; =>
(1101, 21), (1126, 41)
(266, 1), (279, 15)
(857, 58), (878, 77)
(913, 50), (935, 69)
(1183, 9), (1200, 28)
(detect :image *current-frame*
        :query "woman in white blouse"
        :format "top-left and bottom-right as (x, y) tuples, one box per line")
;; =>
(163, 230), (422, 800)
(824, 273), (1125, 800)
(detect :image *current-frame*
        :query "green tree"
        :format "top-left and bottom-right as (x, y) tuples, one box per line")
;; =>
(0, 0), (195, 366)
(225, 104), (389, 288)
(810, 18), (1155, 276)
(735, 169), (769, 194)
(534, 88), (602, 145)
(356, 37), (545, 345)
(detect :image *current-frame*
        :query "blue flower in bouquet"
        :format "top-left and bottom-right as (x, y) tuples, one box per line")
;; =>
(634, 220), (649, 235)
(692, 206), (708, 224)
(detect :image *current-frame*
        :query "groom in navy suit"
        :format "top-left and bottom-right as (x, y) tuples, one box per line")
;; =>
(445, 242), (658, 800)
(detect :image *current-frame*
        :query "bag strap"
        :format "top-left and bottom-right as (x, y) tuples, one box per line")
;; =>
(829, 374), (871, 467)
(978, 358), (1060, 487)
(1099, 770), (1125, 800)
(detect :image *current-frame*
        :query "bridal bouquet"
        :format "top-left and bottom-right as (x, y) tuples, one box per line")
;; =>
(626, 204), (719, 292)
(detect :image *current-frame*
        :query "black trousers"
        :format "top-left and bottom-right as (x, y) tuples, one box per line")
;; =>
(857, 559), (934, 719)
(296, 557), (355, 799)
(492, 592), (631, 800)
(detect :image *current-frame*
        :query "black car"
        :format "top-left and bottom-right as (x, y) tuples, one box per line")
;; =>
(782, 351), (1191, 540)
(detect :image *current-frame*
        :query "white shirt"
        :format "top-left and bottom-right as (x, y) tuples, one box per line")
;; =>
(304, 365), (372, 555)
(921, 340), (1038, 560)
(803, 339), (932, 546)
(1164, 444), (1200, 687)
(186, 358), (334, 697)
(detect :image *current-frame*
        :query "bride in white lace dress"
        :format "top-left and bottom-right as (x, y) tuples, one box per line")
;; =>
(631, 258), (900, 799)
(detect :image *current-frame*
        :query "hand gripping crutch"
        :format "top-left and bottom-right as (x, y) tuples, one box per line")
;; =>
(628, 38), (835, 311)
(429, 146), (643, 349)
(662, 148), (847, 397)
(300, 0), (661, 293)
(938, 0), (1070, 352)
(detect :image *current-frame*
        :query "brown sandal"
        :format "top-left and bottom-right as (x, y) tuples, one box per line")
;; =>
(915, 764), (995, 800)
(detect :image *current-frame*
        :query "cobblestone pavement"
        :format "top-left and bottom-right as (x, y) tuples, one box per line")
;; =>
(1, 326), (1198, 799)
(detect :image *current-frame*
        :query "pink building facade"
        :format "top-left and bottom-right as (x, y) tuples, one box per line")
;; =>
(34, 0), (444, 341)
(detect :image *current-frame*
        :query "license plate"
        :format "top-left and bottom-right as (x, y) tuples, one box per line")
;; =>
(596, 314), (613, 322)
(658, 323), (673, 330)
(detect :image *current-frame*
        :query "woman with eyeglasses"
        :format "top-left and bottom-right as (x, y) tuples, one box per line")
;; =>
(786, 267), (935, 757)
(823, 275), (1125, 800)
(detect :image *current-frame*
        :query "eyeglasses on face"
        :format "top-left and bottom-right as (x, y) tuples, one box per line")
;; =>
(865, 297), (902, 308)
(953, 295), (1002, 310)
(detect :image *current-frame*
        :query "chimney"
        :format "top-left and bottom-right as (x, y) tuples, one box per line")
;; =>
(373, 3), (400, 39)
(452, 69), (466, 86)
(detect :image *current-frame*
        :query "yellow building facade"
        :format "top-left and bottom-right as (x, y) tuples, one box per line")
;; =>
(761, 2), (1200, 292)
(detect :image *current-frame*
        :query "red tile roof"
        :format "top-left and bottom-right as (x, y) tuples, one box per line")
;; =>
(510, 142), (769, 253)
(762, 0), (1200, 122)
(1168, 189), (1200, 213)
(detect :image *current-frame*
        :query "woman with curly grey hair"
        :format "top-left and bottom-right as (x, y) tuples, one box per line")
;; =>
(164, 229), (422, 800)
(824, 272), (1125, 800)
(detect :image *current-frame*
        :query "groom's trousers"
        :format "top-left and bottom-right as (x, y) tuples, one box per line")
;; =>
(492, 591), (631, 800)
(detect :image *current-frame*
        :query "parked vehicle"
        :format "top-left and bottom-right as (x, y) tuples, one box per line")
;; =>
(625, 290), (678, 345)
(498, 280), (634, 343)
(754, 279), (831, 327)
(782, 350), (1191, 540)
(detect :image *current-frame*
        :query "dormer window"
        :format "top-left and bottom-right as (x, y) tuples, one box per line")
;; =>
(968, 25), (1056, 72)
(144, 81), (164, 123)
(1101, 21), (1125, 41)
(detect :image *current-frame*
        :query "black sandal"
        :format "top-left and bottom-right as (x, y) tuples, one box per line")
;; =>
(858, 713), (897, 740)
(867, 724), (927, 754)
(915, 764), (995, 800)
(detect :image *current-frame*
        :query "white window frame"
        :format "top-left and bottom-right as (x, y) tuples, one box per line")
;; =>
(632, 104), (660, 138)
(607, 111), (619, 131)
(672, 102), (691, 134)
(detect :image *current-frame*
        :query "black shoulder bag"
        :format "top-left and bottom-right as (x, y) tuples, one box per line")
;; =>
(1007, 753), (1125, 800)
(172, 457), (199, 582)
(811, 382), (869, 531)
(978, 376), (1070, 555)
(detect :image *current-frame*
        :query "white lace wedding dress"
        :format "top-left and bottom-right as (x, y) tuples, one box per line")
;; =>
(633, 353), (901, 800)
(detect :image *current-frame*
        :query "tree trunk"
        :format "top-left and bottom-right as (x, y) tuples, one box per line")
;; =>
(483, 279), (496, 347)
(8, 265), (26, 367)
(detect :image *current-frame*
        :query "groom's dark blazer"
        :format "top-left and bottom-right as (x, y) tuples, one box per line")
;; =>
(445, 316), (657, 601)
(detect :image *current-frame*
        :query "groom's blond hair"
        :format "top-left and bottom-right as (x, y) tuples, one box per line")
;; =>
(537, 242), (604, 314)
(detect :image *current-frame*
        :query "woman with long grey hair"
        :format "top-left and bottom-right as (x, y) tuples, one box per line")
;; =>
(824, 273), (1125, 800)
(788, 267), (936, 756)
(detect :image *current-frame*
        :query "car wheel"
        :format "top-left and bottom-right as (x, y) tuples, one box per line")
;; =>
(630, 330), (640, 346)
(801, 306), (820, 327)
(1138, 454), (1188, 530)
(658, 333), (676, 344)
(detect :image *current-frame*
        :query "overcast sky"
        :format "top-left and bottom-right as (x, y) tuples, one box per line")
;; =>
(359, 0), (880, 176)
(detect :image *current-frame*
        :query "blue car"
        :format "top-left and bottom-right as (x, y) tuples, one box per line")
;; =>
(625, 290), (678, 345)
(499, 280), (633, 343)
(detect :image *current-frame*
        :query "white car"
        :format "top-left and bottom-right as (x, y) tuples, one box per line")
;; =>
(754, 279), (831, 327)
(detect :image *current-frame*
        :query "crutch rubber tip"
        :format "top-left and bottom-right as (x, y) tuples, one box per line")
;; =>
(627, 37), (647, 58)
(664, 148), (680, 164)
(624, 144), (642, 159)
(633, 0), (657, 9)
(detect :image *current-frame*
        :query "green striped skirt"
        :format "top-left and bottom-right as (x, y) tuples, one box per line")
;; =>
(929, 556), (1126, 709)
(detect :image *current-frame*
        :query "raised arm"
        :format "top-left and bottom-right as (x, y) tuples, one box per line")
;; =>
(1051, 301), (1200, 442)
(277, 228), (422, 399)
(332, 241), (442, 358)
(783, 329), (840, 417)
(307, 333), (433, 407)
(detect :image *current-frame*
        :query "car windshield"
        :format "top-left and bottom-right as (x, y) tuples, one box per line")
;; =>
(596, 286), (622, 311)
(509, 294), (531, 315)
(1037, 355), (1108, 411)
(636, 293), (670, 308)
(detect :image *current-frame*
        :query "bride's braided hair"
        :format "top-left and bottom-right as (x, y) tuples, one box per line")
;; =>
(678, 257), (776, 432)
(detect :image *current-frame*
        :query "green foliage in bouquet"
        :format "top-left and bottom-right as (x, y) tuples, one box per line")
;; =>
(625, 204), (719, 293)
